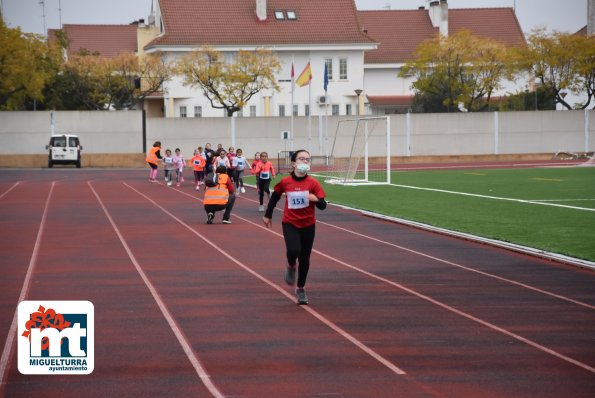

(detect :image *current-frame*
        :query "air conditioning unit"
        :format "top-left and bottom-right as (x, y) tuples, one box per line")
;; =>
(318, 95), (328, 104)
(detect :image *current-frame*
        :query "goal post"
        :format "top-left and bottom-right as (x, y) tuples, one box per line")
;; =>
(318, 116), (391, 186)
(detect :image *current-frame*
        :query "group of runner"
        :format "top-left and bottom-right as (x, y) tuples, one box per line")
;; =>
(146, 141), (327, 305)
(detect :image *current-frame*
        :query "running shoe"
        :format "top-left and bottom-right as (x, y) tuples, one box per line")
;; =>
(206, 212), (215, 224)
(259, 205), (264, 212)
(222, 219), (232, 224)
(196, 185), (200, 191)
(176, 183), (180, 187)
(284, 265), (296, 286)
(241, 187), (246, 193)
(295, 288), (308, 305)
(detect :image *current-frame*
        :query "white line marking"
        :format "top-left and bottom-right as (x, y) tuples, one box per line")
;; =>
(389, 183), (595, 212)
(317, 220), (595, 311)
(159, 184), (595, 374)
(88, 182), (226, 398)
(124, 182), (407, 376)
(0, 182), (54, 388)
(0, 182), (20, 201)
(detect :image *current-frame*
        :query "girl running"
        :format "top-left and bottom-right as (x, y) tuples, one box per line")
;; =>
(232, 148), (249, 193)
(254, 152), (276, 211)
(173, 148), (185, 187)
(262, 150), (327, 305)
(189, 149), (206, 190)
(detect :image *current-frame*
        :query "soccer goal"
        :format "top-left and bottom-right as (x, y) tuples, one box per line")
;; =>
(319, 116), (391, 186)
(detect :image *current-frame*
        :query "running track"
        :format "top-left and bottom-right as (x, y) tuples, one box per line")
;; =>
(0, 169), (593, 397)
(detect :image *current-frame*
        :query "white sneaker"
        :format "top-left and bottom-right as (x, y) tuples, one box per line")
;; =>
(196, 185), (200, 191)
(259, 205), (264, 212)
(167, 181), (172, 187)
(241, 187), (246, 193)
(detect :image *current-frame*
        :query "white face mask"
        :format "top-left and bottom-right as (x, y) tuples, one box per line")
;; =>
(296, 163), (310, 174)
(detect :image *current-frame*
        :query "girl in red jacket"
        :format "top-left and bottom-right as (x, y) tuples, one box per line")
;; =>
(262, 150), (327, 305)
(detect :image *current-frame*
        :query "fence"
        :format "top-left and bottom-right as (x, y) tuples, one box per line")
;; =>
(0, 110), (592, 167)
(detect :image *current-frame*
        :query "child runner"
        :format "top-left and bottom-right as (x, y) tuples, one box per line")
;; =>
(232, 148), (249, 193)
(146, 141), (162, 182)
(213, 149), (231, 170)
(162, 149), (175, 186)
(251, 152), (261, 194)
(189, 149), (206, 190)
(173, 148), (185, 187)
(226, 146), (237, 187)
(262, 150), (327, 305)
(255, 152), (276, 211)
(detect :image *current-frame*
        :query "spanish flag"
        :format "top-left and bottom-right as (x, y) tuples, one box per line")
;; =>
(296, 62), (312, 87)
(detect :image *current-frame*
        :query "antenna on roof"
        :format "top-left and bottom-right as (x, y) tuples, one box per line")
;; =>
(39, 0), (46, 36)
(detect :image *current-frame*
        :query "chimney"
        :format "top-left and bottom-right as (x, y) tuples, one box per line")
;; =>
(429, 0), (448, 36)
(256, 0), (267, 21)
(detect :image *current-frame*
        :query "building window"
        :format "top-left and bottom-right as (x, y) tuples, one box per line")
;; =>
(250, 105), (256, 117)
(339, 58), (347, 80)
(237, 108), (243, 117)
(286, 10), (297, 20)
(346, 104), (352, 115)
(275, 11), (285, 20)
(325, 58), (333, 80)
(194, 106), (202, 118)
(305, 104), (310, 116)
(293, 105), (298, 116)
(180, 106), (187, 118)
(332, 104), (339, 115)
(279, 105), (286, 116)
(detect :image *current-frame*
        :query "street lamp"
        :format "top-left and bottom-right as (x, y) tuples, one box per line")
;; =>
(354, 89), (363, 115)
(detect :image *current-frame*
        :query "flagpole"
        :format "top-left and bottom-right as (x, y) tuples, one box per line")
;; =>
(291, 55), (295, 152)
(308, 82), (312, 153)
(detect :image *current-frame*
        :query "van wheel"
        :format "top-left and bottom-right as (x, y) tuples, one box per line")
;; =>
(76, 159), (81, 168)
(48, 159), (53, 168)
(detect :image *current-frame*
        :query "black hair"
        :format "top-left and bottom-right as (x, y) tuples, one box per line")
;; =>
(291, 149), (309, 162)
(216, 165), (227, 174)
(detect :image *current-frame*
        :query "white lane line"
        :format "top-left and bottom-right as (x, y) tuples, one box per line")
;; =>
(389, 183), (595, 212)
(0, 182), (54, 387)
(124, 182), (407, 376)
(0, 182), (20, 201)
(158, 185), (595, 374)
(317, 220), (595, 311)
(88, 182), (226, 398)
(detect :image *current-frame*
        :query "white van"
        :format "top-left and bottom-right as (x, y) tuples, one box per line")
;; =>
(46, 134), (83, 168)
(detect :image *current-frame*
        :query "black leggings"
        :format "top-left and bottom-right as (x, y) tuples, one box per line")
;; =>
(282, 223), (316, 288)
(258, 178), (271, 205)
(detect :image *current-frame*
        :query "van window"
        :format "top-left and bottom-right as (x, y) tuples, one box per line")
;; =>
(68, 137), (79, 147)
(51, 137), (66, 147)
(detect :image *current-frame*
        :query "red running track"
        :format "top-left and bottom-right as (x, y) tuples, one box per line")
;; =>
(0, 169), (594, 397)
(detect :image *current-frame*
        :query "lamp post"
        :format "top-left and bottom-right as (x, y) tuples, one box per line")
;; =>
(354, 89), (363, 115)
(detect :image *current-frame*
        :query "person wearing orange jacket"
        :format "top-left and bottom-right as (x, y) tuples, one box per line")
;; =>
(204, 166), (236, 224)
(146, 141), (162, 182)
(254, 151), (276, 212)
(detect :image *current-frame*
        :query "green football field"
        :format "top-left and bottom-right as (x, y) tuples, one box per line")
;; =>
(248, 165), (595, 262)
(318, 166), (595, 262)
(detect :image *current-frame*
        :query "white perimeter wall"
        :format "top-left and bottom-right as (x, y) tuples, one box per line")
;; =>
(1, 110), (592, 159)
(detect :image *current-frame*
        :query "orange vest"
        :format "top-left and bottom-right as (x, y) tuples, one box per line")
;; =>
(146, 146), (160, 165)
(204, 174), (230, 205)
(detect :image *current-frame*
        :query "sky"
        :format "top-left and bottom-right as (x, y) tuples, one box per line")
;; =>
(1, 0), (588, 37)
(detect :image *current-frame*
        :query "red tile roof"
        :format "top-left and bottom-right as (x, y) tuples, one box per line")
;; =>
(359, 7), (525, 64)
(49, 24), (138, 58)
(147, 0), (375, 48)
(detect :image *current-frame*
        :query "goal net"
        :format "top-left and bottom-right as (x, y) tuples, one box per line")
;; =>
(319, 116), (391, 186)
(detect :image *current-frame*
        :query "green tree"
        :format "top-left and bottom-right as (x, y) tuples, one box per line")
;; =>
(521, 29), (595, 110)
(175, 47), (281, 117)
(0, 21), (60, 109)
(402, 31), (516, 112)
